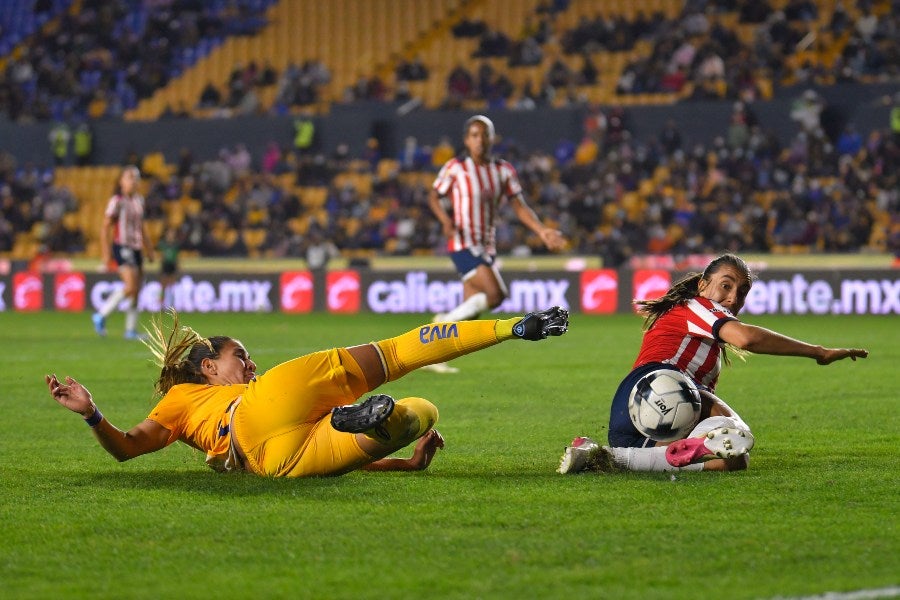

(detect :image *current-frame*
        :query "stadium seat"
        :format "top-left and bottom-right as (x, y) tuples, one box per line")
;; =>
(242, 228), (268, 257)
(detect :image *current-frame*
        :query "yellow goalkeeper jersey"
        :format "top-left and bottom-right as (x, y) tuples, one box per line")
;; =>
(148, 383), (246, 460)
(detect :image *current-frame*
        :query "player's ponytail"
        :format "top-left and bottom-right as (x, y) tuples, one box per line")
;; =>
(634, 273), (703, 330)
(144, 310), (232, 396)
(634, 253), (753, 331)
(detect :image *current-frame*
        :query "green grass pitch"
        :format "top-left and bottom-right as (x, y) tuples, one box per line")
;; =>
(2, 311), (897, 599)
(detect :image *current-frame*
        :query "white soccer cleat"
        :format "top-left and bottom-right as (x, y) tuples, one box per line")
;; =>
(557, 436), (599, 474)
(703, 427), (754, 459)
(420, 362), (460, 374)
(431, 313), (449, 323)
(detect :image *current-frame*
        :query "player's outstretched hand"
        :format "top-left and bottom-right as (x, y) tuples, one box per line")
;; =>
(513, 306), (569, 341)
(45, 374), (94, 416)
(817, 348), (869, 365)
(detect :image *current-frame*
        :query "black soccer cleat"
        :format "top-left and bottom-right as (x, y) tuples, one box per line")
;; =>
(512, 306), (569, 341)
(331, 394), (395, 435)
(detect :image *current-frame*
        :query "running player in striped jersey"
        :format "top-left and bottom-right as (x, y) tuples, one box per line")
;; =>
(558, 253), (869, 474)
(425, 115), (567, 373)
(92, 165), (155, 339)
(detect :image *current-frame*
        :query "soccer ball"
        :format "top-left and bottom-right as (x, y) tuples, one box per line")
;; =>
(628, 369), (702, 442)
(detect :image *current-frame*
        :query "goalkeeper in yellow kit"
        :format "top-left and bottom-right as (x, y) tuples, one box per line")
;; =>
(45, 307), (568, 477)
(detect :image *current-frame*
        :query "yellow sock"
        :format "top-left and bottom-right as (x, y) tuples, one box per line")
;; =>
(374, 319), (518, 382)
(494, 317), (518, 340)
(364, 397), (438, 445)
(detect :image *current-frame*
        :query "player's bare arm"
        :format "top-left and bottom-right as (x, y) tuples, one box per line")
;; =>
(45, 375), (170, 461)
(427, 188), (455, 238)
(99, 215), (114, 266)
(511, 196), (566, 251)
(718, 321), (868, 363)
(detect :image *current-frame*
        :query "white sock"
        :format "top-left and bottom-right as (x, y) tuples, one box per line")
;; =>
(440, 292), (489, 321)
(123, 298), (138, 332)
(608, 446), (704, 472)
(98, 286), (126, 317)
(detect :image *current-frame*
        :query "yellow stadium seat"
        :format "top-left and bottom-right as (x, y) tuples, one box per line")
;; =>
(242, 228), (268, 257)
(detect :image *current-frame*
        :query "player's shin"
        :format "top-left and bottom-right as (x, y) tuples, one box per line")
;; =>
(98, 286), (126, 317)
(607, 446), (705, 472)
(373, 309), (565, 380)
(375, 320), (509, 381)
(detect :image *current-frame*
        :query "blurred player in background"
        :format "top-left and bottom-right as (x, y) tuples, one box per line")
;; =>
(46, 307), (568, 478)
(92, 165), (155, 339)
(558, 253), (869, 474)
(157, 227), (181, 310)
(426, 115), (567, 373)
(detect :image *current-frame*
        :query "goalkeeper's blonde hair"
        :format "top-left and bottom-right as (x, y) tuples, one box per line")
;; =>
(142, 310), (233, 397)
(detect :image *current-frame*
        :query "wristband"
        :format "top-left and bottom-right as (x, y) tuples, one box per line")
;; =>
(84, 408), (103, 427)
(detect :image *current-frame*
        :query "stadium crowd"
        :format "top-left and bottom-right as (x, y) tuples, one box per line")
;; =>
(0, 154), (83, 254)
(612, 0), (899, 99)
(3, 88), (897, 265)
(3, 0), (898, 121)
(1, 0), (898, 265)
(0, 0), (273, 122)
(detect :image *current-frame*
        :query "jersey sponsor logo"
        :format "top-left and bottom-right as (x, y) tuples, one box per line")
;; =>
(580, 269), (618, 314)
(633, 270), (671, 312)
(327, 271), (360, 313)
(55, 272), (85, 311)
(280, 271), (313, 313)
(419, 323), (459, 343)
(14, 272), (43, 311)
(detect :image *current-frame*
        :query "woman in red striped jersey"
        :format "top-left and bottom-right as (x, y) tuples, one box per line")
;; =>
(426, 115), (566, 373)
(558, 253), (868, 474)
(92, 165), (156, 339)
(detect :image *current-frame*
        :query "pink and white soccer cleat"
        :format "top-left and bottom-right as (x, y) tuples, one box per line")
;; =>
(665, 427), (755, 467)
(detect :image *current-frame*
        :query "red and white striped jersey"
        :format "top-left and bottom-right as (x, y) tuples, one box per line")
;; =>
(633, 296), (737, 391)
(104, 193), (145, 249)
(432, 156), (523, 254)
